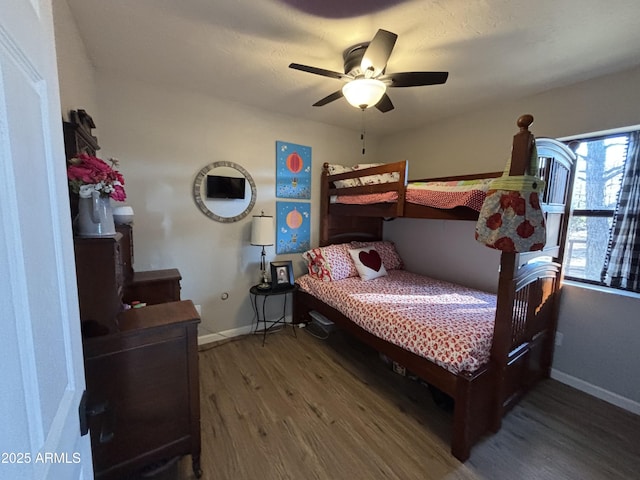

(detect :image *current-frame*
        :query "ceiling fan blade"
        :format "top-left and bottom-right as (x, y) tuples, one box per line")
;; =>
(289, 63), (349, 80)
(375, 93), (394, 113)
(361, 29), (397, 77)
(313, 90), (344, 107)
(380, 71), (449, 87)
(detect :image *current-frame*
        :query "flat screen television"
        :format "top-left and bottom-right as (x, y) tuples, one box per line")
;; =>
(206, 175), (246, 199)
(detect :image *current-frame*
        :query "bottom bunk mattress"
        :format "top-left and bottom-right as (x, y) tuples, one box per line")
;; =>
(297, 270), (497, 374)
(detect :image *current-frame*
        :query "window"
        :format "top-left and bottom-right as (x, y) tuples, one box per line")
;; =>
(563, 128), (640, 292)
(564, 134), (627, 283)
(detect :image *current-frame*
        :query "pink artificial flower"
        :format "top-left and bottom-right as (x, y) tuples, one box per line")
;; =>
(67, 153), (126, 201)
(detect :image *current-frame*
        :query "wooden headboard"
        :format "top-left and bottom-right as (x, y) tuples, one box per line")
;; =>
(320, 215), (383, 246)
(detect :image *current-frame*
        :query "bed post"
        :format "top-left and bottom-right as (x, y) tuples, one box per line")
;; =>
(490, 114), (535, 431)
(452, 367), (494, 462)
(508, 114), (535, 176)
(320, 163), (331, 246)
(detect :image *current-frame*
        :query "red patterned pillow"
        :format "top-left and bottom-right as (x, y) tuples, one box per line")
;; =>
(348, 247), (388, 281)
(302, 243), (358, 281)
(350, 240), (404, 270)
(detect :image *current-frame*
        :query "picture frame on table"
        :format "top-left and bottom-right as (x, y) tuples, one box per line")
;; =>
(270, 260), (294, 290)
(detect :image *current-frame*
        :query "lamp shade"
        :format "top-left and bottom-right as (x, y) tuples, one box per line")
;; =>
(251, 214), (274, 246)
(342, 79), (386, 109)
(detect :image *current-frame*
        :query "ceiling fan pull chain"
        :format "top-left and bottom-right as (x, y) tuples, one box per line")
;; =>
(361, 108), (366, 155)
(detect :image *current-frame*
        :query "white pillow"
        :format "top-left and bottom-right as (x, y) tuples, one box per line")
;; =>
(348, 247), (388, 281)
(352, 163), (400, 185)
(326, 164), (360, 188)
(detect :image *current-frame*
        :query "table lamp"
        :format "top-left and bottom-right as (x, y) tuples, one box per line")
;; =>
(251, 211), (274, 290)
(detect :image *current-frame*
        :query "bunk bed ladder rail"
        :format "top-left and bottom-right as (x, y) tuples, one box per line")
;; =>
(490, 255), (558, 427)
(489, 133), (575, 432)
(453, 115), (540, 458)
(534, 139), (577, 271)
(489, 114), (536, 430)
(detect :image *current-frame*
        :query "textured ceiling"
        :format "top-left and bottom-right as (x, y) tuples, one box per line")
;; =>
(65, 0), (640, 135)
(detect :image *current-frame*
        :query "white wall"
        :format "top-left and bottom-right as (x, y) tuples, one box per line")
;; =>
(385, 219), (500, 293)
(380, 66), (640, 406)
(94, 74), (379, 337)
(555, 284), (640, 405)
(52, 0), (99, 122)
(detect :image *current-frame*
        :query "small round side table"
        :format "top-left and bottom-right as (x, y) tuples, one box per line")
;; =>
(249, 283), (299, 346)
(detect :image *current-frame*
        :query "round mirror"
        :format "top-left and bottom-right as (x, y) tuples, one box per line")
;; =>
(193, 161), (257, 223)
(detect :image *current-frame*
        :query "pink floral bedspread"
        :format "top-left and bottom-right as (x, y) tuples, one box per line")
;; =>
(297, 270), (496, 374)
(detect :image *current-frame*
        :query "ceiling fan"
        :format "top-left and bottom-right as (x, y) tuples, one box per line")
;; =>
(289, 29), (448, 113)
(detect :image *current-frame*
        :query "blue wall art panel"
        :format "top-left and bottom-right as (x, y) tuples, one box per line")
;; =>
(276, 141), (311, 199)
(276, 201), (311, 254)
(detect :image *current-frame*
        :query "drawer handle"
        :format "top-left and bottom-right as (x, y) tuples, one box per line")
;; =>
(79, 394), (115, 443)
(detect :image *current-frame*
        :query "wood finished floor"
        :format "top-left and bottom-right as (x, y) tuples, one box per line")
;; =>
(145, 328), (640, 480)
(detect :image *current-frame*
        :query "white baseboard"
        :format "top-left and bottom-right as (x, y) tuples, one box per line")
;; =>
(551, 368), (640, 416)
(198, 324), (254, 346)
(198, 314), (294, 346)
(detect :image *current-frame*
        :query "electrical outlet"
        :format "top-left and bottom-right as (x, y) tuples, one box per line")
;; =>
(555, 332), (564, 347)
(194, 304), (202, 315)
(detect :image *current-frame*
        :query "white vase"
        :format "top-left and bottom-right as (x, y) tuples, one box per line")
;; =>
(76, 190), (116, 237)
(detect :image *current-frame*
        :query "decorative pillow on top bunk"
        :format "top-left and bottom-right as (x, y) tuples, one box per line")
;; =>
(326, 164), (360, 188)
(301, 243), (358, 281)
(348, 247), (388, 281)
(349, 240), (404, 270)
(326, 163), (400, 189)
(352, 163), (400, 185)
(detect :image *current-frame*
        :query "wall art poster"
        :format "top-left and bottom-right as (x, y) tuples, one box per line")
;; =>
(276, 141), (311, 199)
(276, 201), (310, 254)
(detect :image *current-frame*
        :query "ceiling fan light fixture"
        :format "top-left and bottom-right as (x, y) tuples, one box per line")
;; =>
(342, 79), (386, 109)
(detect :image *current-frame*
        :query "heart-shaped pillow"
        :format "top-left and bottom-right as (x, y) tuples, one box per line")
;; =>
(348, 247), (387, 281)
(359, 249), (382, 272)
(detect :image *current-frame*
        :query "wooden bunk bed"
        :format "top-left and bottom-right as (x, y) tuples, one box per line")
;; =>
(293, 114), (576, 461)
(321, 161), (503, 225)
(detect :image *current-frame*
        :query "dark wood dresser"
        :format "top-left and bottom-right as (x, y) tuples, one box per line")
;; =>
(83, 301), (202, 479)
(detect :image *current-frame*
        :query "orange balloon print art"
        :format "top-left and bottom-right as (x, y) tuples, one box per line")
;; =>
(276, 141), (311, 199)
(276, 201), (310, 254)
(286, 152), (303, 173)
(286, 208), (303, 229)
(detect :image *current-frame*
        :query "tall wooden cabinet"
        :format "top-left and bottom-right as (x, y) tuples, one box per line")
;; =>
(73, 228), (183, 334)
(66, 110), (202, 478)
(73, 234), (125, 335)
(63, 109), (99, 159)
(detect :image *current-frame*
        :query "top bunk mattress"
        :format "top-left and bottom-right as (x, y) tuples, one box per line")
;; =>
(297, 270), (497, 374)
(330, 176), (493, 211)
(405, 178), (493, 211)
